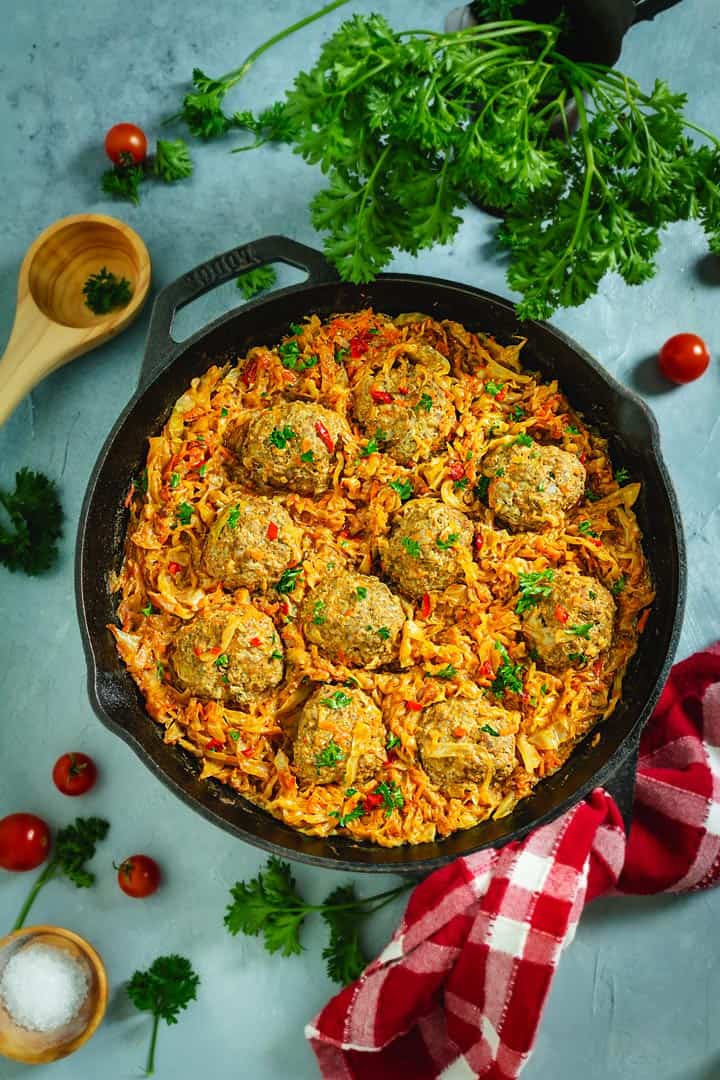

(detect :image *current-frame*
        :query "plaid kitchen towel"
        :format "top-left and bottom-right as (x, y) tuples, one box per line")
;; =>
(307, 643), (720, 1079)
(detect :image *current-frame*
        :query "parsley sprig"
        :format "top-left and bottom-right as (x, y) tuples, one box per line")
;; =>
(127, 955), (199, 1076)
(82, 267), (133, 315)
(12, 817), (109, 931)
(0, 469), (63, 576)
(491, 642), (524, 696)
(224, 856), (410, 985)
(515, 568), (554, 614)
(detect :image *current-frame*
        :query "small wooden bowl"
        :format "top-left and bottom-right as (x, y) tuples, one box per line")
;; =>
(0, 212), (151, 425)
(0, 925), (108, 1064)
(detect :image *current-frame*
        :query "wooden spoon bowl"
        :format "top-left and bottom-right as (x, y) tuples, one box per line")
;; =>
(0, 213), (151, 425)
(0, 925), (108, 1064)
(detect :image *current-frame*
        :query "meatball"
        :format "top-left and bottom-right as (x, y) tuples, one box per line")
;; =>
(300, 569), (406, 669)
(293, 685), (385, 786)
(353, 346), (456, 464)
(483, 442), (586, 530)
(417, 697), (517, 790)
(520, 569), (615, 669)
(379, 498), (474, 599)
(203, 497), (302, 592)
(170, 607), (283, 703)
(229, 401), (351, 496)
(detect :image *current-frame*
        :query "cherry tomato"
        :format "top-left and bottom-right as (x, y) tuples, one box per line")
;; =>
(117, 854), (161, 898)
(104, 123), (147, 166)
(52, 752), (98, 797)
(0, 814), (51, 872)
(658, 333), (710, 384)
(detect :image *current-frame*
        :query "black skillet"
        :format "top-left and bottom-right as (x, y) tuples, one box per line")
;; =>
(76, 235), (686, 874)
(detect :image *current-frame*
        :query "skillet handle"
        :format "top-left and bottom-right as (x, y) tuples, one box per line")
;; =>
(603, 730), (641, 835)
(139, 235), (338, 390)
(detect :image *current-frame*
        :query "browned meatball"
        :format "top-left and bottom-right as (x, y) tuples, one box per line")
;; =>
(300, 569), (406, 669)
(170, 607), (283, 703)
(353, 344), (456, 464)
(229, 401), (351, 496)
(203, 497), (302, 591)
(483, 441), (585, 530)
(293, 685), (385, 786)
(417, 697), (517, 790)
(520, 569), (615, 669)
(379, 498), (474, 599)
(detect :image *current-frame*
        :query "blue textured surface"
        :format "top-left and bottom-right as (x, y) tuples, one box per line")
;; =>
(1, 2), (719, 1078)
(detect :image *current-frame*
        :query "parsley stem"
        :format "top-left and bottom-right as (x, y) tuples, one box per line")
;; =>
(12, 861), (57, 931)
(220, 0), (353, 89)
(146, 1012), (161, 1076)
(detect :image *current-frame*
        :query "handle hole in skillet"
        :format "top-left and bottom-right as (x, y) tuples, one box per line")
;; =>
(170, 263), (309, 343)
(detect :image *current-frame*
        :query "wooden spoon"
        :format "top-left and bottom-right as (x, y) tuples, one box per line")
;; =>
(0, 212), (151, 425)
(0, 924), (108, 1064)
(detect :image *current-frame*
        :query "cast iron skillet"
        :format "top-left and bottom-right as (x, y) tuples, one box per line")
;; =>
(76, 235), (686, 873)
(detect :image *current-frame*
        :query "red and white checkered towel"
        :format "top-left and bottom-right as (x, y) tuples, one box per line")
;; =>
(307, 643), (720, 1079)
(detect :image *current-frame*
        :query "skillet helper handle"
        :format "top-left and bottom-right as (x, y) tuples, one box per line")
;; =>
(139, 235), (338, 390)
(603, 729), (641, 835)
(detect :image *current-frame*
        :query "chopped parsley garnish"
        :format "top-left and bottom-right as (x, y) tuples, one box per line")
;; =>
(374, 780), (404, 817)
(585, 489), (601, 502)
(588, 589), (597, 599)
(540, 684), (549, 695)
(290, 322), (303, 335)
(436, 532), (458, 550)
(356, 586), (367, 600)
(320, 690), (353, 710)
(137, 470), (149, 495)
(230, 731), (242, 741)
(615, 467), (630, 486)
(276, 565), (303, 594)
(170, 472), (180, 489)
(227, 506), (241, 528)
(578, 520), (598, 537)
(377, 627), (390, 640)
(269, 425), (297, 449)
(386, 734), (400, 752)
(480, 724), (500, 737)
(360, 430), (386, 457)
(300, 449), (315, 463)
(156, 661), (164, 680)
(270, 650), (283, 661)
(416, 392), (433, 413)
(141, 603), (155, 616)
(515, 569), (554, 614)
(315, 739), (345, 770)
(612, 575), (626, 595)
(453, 477), (469, 491)
(312, 600), (327, 625)
(345, 787), (357, 797)
(566, 424), (580, 435)
(402, 537), (421, 557)
(514, 433), (534, 447)
(199, 464), (207, 478)
(389, 478), (413, 502)
(528, 646), (541, 662)
(512, 405), (525, 422)
(495, 467), (505, 477)
(567, 622), (594, 639)
(485, 381), (503, 396)
(278, 339), (301, 368)
(220, 407), (229, 417)
(474, 476), (490, 502)
(335, 347), (349, 363)
(491, 642), (524, 696)
(82, 267), (133, 315)
(568, 651), (588, 664)
(344, 676), (359, 688)
(176, 502), (193, 525)
(429, 664), (457, 680)
(329, 804), (365, 828)
(215, 653), (230, 669)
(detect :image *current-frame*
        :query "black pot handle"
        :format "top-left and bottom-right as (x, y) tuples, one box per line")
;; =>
(139, 235), (338, 390)
(603, 730), (642, 835)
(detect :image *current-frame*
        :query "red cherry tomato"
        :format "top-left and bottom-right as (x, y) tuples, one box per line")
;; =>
(104, 123), (147, 166)
(52, 752), (98, 797)
(658, 333), (710, 384)
(117, 854), (161, 898)
(0, 814), (51, 872)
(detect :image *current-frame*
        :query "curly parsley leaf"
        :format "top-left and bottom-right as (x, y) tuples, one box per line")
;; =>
(82, 267), (133, 315)
(0, 469), (64, 577)
(236, 266), (278, 300)
(153, 139), (193, 182)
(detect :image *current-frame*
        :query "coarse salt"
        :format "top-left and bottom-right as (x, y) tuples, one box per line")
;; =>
(0, 943), (89, 1032)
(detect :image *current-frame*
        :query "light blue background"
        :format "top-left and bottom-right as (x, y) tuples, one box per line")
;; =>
(1, 2), (719, 1077)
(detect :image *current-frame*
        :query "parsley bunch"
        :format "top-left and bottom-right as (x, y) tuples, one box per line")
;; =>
(12, 817), (109, 931)
(127, 955), (199, 1076)
(272, 13), (720, 318)
(0, 469), (63, 576)
(225, 857), (410, 985)
(82, 267), (133, 315)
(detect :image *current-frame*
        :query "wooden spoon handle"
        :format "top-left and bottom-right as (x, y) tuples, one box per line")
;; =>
(0, 297), (78, 426)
